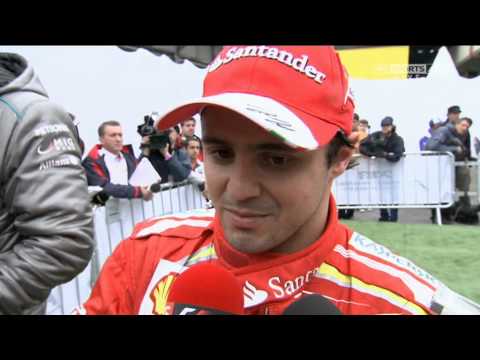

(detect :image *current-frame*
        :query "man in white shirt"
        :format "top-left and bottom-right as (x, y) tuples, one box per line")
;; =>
(83, 121), (153, 201)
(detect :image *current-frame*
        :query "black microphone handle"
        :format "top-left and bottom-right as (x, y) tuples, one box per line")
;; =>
(283, 294), (342, 315)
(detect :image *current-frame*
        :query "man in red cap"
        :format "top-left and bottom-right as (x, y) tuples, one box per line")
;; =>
(76, 46), (479, 315)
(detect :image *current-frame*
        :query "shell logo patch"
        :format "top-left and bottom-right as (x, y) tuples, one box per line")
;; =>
(149, 272), (178, 315)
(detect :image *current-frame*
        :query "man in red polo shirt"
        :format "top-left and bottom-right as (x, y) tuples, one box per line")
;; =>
(76, 46), (480, 315)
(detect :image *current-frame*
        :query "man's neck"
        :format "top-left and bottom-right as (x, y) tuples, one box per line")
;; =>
(103, 147), (121, 157)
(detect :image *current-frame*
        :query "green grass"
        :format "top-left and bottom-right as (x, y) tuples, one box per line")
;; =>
(340, 220), (480, 303)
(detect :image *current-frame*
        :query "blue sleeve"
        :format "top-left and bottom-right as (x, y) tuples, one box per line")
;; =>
(167, 149), (192, 182)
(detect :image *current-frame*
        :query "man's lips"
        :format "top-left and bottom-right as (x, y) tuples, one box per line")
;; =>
(223, 208), (270, 230)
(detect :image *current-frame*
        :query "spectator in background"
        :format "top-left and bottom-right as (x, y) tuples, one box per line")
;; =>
(0, 51), (93, 314)
(141, 126), (192, 184)
(175, 117), (196, 149)
(457, 117), (475, 161)
(181, 117), (196, 138)
(419, 117), (444, 151)
(442, 105), (461, 126)
(83, 121), (153, 201)
(185, 135), (208, 198)
(358, 119), (370, 144)
(353, 113), (360, 129)
(426, 117), (471, 162)
(338, 114), (360, 220)
(474, 136), (480, 157)
(360, 116), (405, 222)
(426, 117), (472, 224)
(186, 135), (204, 176)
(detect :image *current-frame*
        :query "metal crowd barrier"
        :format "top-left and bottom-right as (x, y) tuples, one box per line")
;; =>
(454, 160), (480, 205)
(333, 152), (460, 225)
(46, 180), (208, 315)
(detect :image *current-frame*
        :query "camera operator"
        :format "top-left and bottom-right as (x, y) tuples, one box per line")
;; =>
(138, 115), (192, 184)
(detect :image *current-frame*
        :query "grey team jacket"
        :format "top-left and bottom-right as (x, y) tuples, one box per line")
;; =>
(0, 53), (93, 314)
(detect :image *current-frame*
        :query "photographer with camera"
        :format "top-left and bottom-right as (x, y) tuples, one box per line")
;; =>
(83, 121), (153, 204)
(360, 116), (405, 222)
(138, 114), (192, 184)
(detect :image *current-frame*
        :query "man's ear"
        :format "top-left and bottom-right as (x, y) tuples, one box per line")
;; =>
(329, 146), (354, 179)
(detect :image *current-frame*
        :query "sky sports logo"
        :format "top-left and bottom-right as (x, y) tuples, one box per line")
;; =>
(376, 63), (428, 76)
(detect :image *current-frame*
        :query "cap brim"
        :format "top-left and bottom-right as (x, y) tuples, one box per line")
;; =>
(156, 93), (340, 150)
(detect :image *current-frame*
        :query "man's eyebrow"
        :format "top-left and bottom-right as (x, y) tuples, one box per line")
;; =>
(202, 137), (293, 152)
(202, 136), (229, 146)
(255, 143), (293, 152)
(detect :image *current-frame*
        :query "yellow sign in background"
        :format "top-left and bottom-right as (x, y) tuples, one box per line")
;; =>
(338, 46), (410, 80)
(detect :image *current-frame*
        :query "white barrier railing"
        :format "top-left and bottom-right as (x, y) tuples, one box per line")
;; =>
(46, 181), (208, 315)
(333, 152), (456, 210)
(454, 160), (480, 205)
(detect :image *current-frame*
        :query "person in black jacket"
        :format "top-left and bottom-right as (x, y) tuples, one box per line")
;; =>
(426, 118), (475, 224)
(360, 116), (405, 222)
(83, 121), (153, 201)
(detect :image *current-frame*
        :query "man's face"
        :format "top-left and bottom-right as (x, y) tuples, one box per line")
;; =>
(100, 125), (123, 154)
(201, 107), (350, 254)
(182, 120), (196, 137)
(381, 125), (393, 136)
(448, 112), (460, 123)
(358, 123), (369, 133)
(169, 129), (178, 145)
(187, 140), (201, 160)
(455, 120), (470, 136)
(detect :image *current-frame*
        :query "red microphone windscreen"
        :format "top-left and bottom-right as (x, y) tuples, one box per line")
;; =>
(167, 262), (244, 315)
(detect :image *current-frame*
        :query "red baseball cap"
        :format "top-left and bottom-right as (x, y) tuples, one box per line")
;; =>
(156, 45), (355, 150)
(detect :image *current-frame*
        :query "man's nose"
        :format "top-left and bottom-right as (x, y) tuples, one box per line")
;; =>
(225, 158), (261, 202)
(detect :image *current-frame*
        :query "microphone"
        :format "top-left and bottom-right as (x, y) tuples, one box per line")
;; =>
(166, 262), (244, 315)
(282, 294), (342, 315)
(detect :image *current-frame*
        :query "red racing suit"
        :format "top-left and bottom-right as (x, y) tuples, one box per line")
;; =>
(76, 195), (473, 315)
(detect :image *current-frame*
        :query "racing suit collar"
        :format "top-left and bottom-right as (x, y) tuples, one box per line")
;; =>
(212, 194), (340, 271)
(211, 194), (344, 311)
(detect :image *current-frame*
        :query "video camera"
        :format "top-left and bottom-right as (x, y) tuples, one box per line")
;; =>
(138, 113), (171, 150)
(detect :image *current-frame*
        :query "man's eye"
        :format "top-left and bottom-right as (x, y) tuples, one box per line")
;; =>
(209, 148), (234, 161)
(261, 154), (292, 168)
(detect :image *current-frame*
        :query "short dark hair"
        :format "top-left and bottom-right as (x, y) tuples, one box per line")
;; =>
(182, 117), (196, 126)
(353, 113), (360, 122)
(327, 131), (354, 168)
(186, 135), (202, 149)
(98, 121), (121, 138)
(460, 117), (473, 127)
